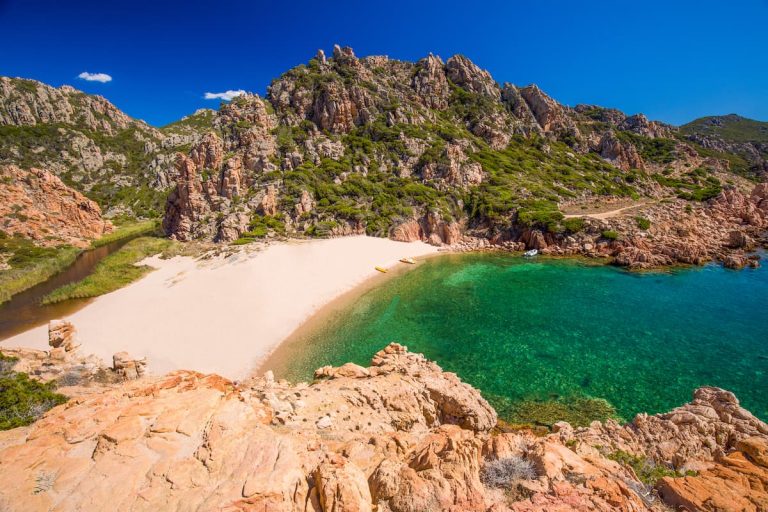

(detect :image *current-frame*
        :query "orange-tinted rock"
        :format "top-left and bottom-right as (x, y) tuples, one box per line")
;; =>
(657, 437), (768, 512)
(0, 165), (111, 247)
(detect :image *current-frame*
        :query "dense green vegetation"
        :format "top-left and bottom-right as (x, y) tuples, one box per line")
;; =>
(0, 232), (81, 304)
(254, 104), (645, 239)
(161, 109), (217, 134)
(652, 169), (722, 201)
(91, 219), (160, 248)
(468, 137), (637, 230)
(0, 352), (67, 430)
(681, 115), (768, 180)
(42, 237), (174, 304)
(256, 117), (468, 237)
(681, 114), (768, 143)
(606, 449), (696, 486)
(616, 131), (677, 164)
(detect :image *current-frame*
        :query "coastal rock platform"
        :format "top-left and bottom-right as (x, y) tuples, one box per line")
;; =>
(0, 343), (766, 511)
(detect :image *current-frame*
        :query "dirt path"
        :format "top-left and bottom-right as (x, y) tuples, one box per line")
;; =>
(563, 202), (649, 220)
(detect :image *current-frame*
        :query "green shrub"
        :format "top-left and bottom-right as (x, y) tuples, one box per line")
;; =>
(607, 450), (696, 486)
(0, 353), (67, 430)
(563, 217), (586, 233)
(634, 217), (651, 230)
(516, 200), (564, 232)
(601, 230), (619, 240)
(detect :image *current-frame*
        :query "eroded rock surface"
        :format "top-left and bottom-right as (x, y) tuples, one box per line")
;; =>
(0, 344), (766, 511)
(0, 165), (112, 247)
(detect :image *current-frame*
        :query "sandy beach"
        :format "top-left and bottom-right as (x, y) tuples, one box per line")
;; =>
(1, 236), (438, 378)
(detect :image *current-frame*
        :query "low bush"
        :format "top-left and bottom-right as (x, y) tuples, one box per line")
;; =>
(0, 352), (67, 430)
(480, 456), (537, 489)
(607, 450), (696, 486)
(601, 230), (619, 240)
(634, 217), (651, 230)
(563, 217), (586, 233)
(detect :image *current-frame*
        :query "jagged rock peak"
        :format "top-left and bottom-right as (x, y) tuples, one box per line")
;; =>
(332, 44), (358, 65)
(413, 53), (449, 109)
(519, 83), (576, 135)
(445, 54), (499, 98)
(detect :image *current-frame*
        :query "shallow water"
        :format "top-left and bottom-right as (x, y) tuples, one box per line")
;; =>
(267, 253), (768, 421)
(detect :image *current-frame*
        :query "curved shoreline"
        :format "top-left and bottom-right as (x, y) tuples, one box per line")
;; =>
(0, 236), (439, 378)
(254, 249), (450, 378)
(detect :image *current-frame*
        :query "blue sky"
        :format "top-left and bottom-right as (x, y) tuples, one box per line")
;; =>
(1, 0), (766, 127)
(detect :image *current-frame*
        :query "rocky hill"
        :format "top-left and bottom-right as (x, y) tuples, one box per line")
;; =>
(1, 49), (766, 270)
(0, 77), (197, 218)
(0, 165), (112, 248)
(681, 114), (768, 180)
(0, 343), (766, 511)
(160, 46), (762, 257)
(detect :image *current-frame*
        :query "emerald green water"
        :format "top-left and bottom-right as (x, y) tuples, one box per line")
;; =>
(269, 253), (768, 422)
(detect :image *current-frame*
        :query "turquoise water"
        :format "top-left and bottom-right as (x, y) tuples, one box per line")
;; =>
(269, 253), (768, 422)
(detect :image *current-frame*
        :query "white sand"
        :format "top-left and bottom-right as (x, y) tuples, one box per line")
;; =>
(2, 236), (437, 378)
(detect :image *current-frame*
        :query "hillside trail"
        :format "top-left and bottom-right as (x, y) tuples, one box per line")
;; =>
(563, 201), (652, 220)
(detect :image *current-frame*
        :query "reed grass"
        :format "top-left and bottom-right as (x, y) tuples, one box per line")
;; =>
(42, 237), (173, 304)
(91, 219), (159, 248)
(0, 235), (81, 305)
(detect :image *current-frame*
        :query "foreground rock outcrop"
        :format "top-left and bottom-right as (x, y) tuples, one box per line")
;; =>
(1, 343), (766, 511)
(0, 165), (112, 247)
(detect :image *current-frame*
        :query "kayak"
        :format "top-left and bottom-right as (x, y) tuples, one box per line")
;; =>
(399, 257), (416, 264)
(375, 266), (388, 273)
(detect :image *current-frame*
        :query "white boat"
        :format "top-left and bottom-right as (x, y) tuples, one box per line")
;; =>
(523, 249), (538, 257)
(399, 257), (416, 264)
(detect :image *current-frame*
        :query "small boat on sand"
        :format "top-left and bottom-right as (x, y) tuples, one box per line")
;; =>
(523, 249), (538, 257)
(399, 257), (416, 264)
(375, 266), (388, 273)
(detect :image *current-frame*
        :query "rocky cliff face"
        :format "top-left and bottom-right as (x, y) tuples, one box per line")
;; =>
(0, 343), (766, 511)
(160, 46), (762, 255)
(0, 77), (197, 218)
(0, 164), (112, 247)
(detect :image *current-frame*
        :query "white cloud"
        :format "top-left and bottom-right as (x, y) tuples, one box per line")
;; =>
(78, 72), (112, 83)
(204, 89), (247, 101)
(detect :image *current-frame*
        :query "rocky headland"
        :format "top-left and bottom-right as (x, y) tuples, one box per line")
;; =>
(442, 182), (768, 270)
(0, 342), (766, 511)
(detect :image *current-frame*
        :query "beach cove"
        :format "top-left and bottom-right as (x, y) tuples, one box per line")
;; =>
(1, 236), (437, 377)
